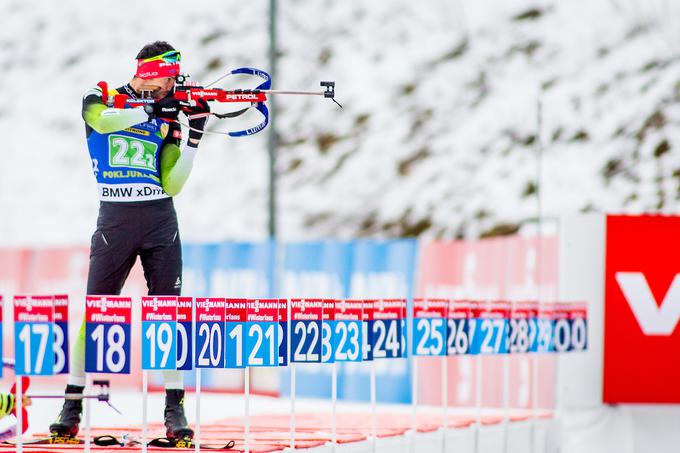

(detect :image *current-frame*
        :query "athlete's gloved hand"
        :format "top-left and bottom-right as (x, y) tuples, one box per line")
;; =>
(186, 99), (211, 142)
(144, 97), (181, 120)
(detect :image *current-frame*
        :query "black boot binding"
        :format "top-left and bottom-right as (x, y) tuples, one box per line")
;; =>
(49, 384), (84, 437)
(164, 389), (194, 440)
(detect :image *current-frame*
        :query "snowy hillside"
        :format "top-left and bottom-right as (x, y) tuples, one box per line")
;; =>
(1, 0), (679, 245)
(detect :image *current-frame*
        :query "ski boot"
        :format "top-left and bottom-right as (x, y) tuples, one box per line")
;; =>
(164, 389), (194, 440)
(49, 384), (84, 437)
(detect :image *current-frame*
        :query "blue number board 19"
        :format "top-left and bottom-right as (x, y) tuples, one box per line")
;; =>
(195, 297), (226, 368)
(14, 295), (55, 376)
(176, 297), (193, 370)
(371, 299), (404, 359)
(141, 296), (177, 370)
(246, 299), (279, 367)
(413, 298), (447, 356)
(291, 299), (322, 363)
(468, 300), (510, 355)
(334, 300), (363, 362)
(85, 296), (132, 374)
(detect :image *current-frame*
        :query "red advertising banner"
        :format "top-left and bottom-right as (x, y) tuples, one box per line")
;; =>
(14, 295), (54, 322)
(416, 237), (558, 410)
(604, 215), (680, 403)
(141, 296), (177, 322)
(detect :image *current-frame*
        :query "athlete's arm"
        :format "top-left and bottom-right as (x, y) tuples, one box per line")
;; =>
(0, 393), (15, 418)
(82, 86), (148, 134)
(158, 120), (198, 197)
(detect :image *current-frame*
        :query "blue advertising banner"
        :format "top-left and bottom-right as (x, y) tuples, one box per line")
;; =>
(279, 241), (353, 399)
(342, 239), (418, 403)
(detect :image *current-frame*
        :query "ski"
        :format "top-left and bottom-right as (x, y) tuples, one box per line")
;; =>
(5, 435), (84, 445)
(148, 437), (236, 450)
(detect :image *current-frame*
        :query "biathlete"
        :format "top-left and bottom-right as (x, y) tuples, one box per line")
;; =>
(50, 40), (208, 442)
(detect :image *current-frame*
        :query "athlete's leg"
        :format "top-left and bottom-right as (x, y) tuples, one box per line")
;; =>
(66, 225), (138, 388)
(53, 211), (138, 436)
(139, 201), (190, 438)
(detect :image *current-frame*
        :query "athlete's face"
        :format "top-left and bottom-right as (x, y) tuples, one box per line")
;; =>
(137, 77), (175, 99)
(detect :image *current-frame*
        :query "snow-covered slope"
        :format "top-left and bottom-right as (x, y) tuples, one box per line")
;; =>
(1, 0), (679, 245)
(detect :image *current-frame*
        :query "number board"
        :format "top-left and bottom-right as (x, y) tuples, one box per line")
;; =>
(334, 299), (363, 362)
(53, 295), (69, 374)
(447, 300), (470, 355)
(553, 302), (588, 352)
(278, 299), (288, 366)
(468, 300), (510, 355)
(509, 301), (538, 354)
(536, 303), (555, 353)
(14, 295), (55, 376)
(401, 299), (408, 358)
(85, 296), (132, 374)
(141, 296), (177, 370)
(176, 297), (193, 370)
(195, 298), (226, 368)
(0, 296), (2, 377)
(321, 299), (336, 363)
(224, 299), (247, 368)
(362, 300), (374, 361)
(246, 299), (279, 367)
(413, 298), (447, 356)
(371, 299), (403, 359)
(291, 299), (323, 363)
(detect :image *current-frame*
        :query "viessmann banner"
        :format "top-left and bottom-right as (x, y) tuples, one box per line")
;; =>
(604, 215), (680, 403)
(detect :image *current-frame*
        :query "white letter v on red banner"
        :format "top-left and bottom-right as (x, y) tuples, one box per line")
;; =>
(616, 272), (680, 335)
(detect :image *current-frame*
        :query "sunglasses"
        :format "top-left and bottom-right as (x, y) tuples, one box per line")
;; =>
(140, 50), (182, 63)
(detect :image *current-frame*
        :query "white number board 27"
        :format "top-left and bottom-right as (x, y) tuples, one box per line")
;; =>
(85, 296), (132, 374)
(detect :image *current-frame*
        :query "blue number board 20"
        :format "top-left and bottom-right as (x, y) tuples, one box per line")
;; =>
(195, 298), (225, 368)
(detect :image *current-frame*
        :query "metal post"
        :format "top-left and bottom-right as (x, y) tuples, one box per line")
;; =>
(268, 0), (278, 238)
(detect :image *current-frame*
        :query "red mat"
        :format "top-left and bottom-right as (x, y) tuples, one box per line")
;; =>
(0, 410), (551, 452)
